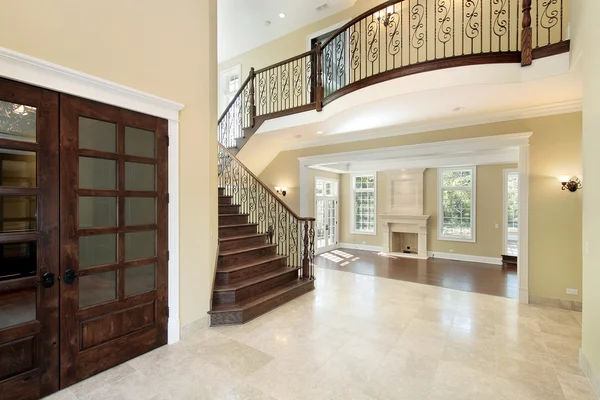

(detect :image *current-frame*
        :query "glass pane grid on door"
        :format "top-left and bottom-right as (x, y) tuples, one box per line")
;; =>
(76, 119), (158, 309)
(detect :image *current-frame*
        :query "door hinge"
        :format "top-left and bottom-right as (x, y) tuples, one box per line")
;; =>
(166, 307), (170, 318)
(166, 135), (170, 146)
(167, 251), (170, 261)
(167, 193), (170, 203)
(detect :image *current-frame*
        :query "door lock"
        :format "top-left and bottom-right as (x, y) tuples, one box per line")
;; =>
(63, 269), (82, 284)
(36, 272), (55, 289)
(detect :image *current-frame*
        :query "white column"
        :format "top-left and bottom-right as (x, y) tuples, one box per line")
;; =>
(518, 143), (530, 304)
(168, 119), (181, 343)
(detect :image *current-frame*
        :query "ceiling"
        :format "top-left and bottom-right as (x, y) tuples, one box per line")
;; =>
(237, 53), (582, 175)
(218, 0), (356, 62)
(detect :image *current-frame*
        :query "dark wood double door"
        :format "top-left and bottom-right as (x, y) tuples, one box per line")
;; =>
(0, 78), (168, 399)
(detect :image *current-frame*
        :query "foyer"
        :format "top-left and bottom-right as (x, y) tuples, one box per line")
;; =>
(46, 266), (592, 400)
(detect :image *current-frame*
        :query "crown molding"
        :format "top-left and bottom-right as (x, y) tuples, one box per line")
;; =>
(284, 99), (581, 151)
(0, 46), (184, 120)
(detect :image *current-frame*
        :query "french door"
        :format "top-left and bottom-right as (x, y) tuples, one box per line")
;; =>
(0, 79), (60, 400)
(0, 78), (168, 399)
(315, 178), (338, 253)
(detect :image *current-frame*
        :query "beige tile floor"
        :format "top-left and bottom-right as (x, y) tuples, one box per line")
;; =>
(46, 267), (598, 400)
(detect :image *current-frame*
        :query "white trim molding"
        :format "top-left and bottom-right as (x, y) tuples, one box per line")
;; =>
(428, 251), (502, 265)
(580, 349), (600, 398)
(518, 144), (530, 304)
(338, 243), (384, 252)
(0, 46), (184, 344)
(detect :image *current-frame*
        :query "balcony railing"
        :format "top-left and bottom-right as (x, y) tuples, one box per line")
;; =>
(218, 0), (569, 152)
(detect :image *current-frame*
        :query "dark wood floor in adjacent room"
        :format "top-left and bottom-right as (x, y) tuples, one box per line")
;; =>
(315, 249), (518, 299)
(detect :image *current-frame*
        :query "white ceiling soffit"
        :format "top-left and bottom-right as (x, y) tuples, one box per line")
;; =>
(218, 0), (357, 62)
(302, 133), (528, 173)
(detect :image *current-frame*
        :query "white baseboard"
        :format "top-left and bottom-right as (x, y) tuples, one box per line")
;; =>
(427, 251), (502, 265)
(519, 289), (529, 304)
(167, 319), (180, 344)
(580, 349), (600, 398)
(338, 243), (384, 252)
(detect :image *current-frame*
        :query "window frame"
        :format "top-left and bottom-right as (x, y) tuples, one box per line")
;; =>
(503, 168), (519, 255)
(437, 166), (476, 243)
(350, 173), (377, 236)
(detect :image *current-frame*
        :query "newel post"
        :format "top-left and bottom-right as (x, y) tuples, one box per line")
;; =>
(302, 220), (310, 279)
(521, 0), (533, 66)
(315, 42), (324, 112)
(249, 67), (256, 127)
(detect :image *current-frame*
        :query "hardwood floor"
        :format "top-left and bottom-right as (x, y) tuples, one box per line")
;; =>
(315, 249), (518, 299)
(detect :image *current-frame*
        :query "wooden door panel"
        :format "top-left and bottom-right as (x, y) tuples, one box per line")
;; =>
(59, 94), (168, 388)
(0, 78), (59, 399)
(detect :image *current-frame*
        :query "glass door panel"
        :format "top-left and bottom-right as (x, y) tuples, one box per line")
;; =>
(0, 78), (60, 400)
(315, 178), (338, 253)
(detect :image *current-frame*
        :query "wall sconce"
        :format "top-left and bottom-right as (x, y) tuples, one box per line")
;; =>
(275, 186), (287, 197)
(557, 176), (582, 192)
(376, 6), (395, 27)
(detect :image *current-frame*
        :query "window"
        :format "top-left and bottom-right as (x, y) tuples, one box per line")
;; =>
(351, 174), (376, 234)
(504, 169), (519, 255)
(438, 167), (476, 242)
(218, 64), (241, 115)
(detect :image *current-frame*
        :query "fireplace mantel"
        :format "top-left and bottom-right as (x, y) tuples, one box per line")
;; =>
(380, 214), (430, 259)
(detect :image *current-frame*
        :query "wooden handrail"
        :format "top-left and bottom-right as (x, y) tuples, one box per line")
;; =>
(217, 72), (253, 125)
(218, 143), (315, 222)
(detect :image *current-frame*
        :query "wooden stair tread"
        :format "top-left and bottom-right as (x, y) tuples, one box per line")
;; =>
(219, 233), (268, 242)
(213, 266), (299, 292)
(209, 278), (312, 313)
(219, 243), (276, 257)
(217, 255), (287, 273)
(219, 223), (258, 229)
(219, 213), (250, 217)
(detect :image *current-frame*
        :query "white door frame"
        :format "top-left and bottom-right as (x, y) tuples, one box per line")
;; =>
(0, 46), (184, 343)
(314, 177), (339, 254)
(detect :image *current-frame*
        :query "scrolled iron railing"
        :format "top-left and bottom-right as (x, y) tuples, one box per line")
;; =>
(217, 0), (569, 153)
(218, 143), (315, 279)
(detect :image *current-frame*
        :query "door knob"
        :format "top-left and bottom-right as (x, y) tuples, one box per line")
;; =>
(36, 272), (55, 289)
(63, 269), (82, 284)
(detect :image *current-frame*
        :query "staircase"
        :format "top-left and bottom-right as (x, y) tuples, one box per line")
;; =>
(209, 172), (315, 326)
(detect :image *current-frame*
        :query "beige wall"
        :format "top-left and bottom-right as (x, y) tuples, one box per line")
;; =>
(0, 0), (218, 328)
(581, 0), (600, 386)
(219, 0), (382, 77)
(424, 164), (517, 258)
(259, 113), (583, 302)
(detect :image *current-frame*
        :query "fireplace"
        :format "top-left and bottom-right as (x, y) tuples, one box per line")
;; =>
(392, 232), (418, 254)
(379, 169), (430, 259)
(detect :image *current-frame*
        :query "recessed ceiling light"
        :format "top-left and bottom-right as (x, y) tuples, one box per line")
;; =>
(453, 106), (466, 112)
(265, 21), (271, 26)
(316, 131), (324, 134)
(279, 13), (286, 18)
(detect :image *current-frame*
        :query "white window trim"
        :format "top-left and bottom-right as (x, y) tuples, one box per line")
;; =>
(350, 172), (377, 236)
(437, 166), (476, 243)
(503, 168), (519, 255)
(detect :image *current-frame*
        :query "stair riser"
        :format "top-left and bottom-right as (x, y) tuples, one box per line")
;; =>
(210, 280), (315, 326)
(219, 214), (249, 226)
(218, 225), (258, 238)
(218, 246), (277, 268)
(218, 205), (241, 215)
(219, 196), (232, 205)
(219, 235), (268, 252)
(215, 258), (286, 285)
(218, 188), (225, 196)
(213, 269), (299, 306)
